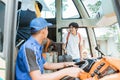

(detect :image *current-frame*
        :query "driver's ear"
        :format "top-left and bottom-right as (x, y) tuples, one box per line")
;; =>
(41, 28), (47, 34)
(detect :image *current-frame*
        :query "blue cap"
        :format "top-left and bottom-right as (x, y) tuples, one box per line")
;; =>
(30, 17), (52, 33)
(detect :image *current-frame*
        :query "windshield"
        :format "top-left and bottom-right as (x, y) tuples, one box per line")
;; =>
(81, 0), (102, 18)
(94, 23), (120, 58)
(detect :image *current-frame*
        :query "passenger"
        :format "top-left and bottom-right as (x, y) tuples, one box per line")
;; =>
(62, 22), (85, 62)
(15, 17), (84, 80)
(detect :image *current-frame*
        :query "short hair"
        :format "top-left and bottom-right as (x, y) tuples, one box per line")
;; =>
(69, 22), (79, 29)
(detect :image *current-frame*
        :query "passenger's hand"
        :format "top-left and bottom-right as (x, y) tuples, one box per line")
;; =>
(65, 67), (84, 78)
(64, 49), (67, 54)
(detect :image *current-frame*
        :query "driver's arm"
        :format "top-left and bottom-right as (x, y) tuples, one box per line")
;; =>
(30, 67), (83, 80)
(44, 62), (75, 70)
(29, 69), (67, 80)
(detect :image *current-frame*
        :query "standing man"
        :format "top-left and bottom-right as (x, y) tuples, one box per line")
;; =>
(15, 17), (84, 80)
(62, 22), (84, 62)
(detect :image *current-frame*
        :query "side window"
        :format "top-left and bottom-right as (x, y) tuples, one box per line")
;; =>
(40, 0), (55, 19)
(0, 1), (5, 53)
(94, 23), (120, 58)
(0, 1), (5, 80)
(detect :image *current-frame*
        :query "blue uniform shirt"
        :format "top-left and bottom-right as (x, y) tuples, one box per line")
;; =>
(15, 36), (46, 80)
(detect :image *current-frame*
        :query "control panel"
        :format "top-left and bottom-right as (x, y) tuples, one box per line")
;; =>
(89, 58), (118, 79)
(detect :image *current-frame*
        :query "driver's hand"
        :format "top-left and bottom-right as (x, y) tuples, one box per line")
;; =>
(65, 67), (84, 78)
(64, 62), (78, 68)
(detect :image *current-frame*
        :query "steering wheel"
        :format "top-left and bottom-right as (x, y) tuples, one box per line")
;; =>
(75, 59), (96, 72)
(75, 60), (89, 69)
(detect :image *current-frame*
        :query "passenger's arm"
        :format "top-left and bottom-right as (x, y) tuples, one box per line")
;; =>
(62, 33), (67, 54)
(79, 37), (84, 60)
(62, 43), (67, 53)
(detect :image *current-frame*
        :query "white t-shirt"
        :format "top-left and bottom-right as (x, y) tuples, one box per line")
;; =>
(63, 32), (81, 59)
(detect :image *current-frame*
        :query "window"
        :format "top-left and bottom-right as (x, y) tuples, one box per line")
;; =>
(62, 0), (80, 19)
(0, 1), (5, 80)
(40, 0), (55, 18)
(0, 2), (5, 53)
(94, 23), (120, 58)
(81, 0), (102, 18)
